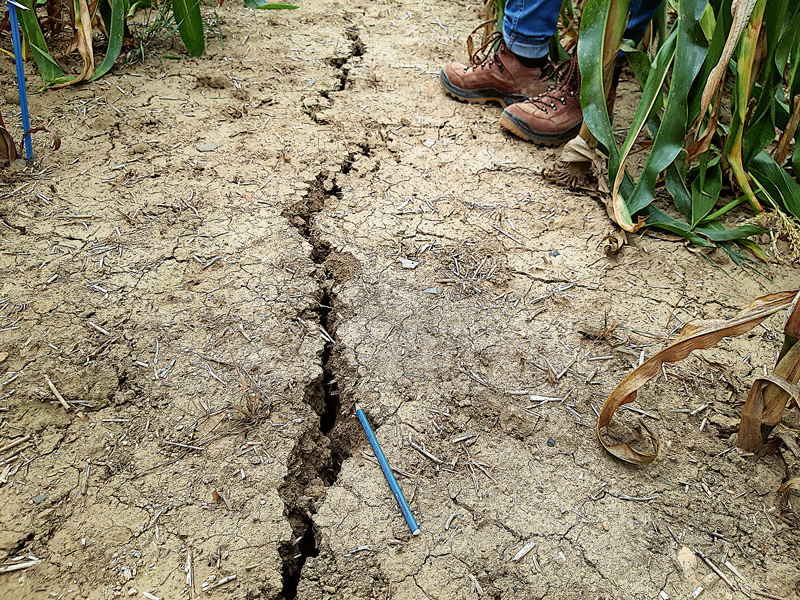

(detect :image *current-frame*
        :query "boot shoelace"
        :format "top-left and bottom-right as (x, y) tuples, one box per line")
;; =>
(528, 55), (580, 114)
(466, 29), (506, 73)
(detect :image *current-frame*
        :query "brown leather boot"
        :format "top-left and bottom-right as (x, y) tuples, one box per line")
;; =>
(499, 54), (610, 145)
(440, 32), (550, 108)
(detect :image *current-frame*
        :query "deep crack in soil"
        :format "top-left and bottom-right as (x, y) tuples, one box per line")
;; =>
(3, 4), (800, 600)
(278, 150), (365, 598)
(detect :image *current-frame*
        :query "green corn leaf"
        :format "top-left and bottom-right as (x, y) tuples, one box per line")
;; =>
(736, 238), (769, 262)
(578, 0), (633, 225)
(624, 0), (709, 216)
(724, 0), (766, 214)
(717, 242), (759, 270)
(702, 223), (765, 268)
(774, 3), (800, 73)
(89, 0), (127, 81)
(643, 207), (763, 246)
(17, 0), (66, 85)
(690, 152), (723, 228)
(790, 13), (800, 100)
(127, 0), (152, 15)
(694, 224), (765, 242)
(793, 133), (800, 178)
(46, 74), (79, 87)
(665, 156), (693, 221)
(611, 29), (677, 210)
(620, 44), (650, 88)
(619, 44), (667, 139)
(619, 29), (677, 143)
(701, 196), (746, 224)
(699, 2), (716, 41)
(172, 0), (205, 57)
(578, 0), (627, 166)
(749, 151), (800, 219)
(549, 33), (570, 62)
(494, 0), (504, 31)
(98, 0), (113, 33)
(652, 0), (667, 52)
(638, 207), (715, 247)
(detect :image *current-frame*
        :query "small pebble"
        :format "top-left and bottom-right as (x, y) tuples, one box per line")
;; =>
(32, 494), (48, 504)
(197, 142), (223, 152)
(549, 250), (560, 257)
(546, 437), (555, 447)
(3, 90), (21, 104)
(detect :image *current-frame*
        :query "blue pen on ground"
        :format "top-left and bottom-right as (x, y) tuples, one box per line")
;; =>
(7, 0), (33, 160)
(354, 402), (420, 536)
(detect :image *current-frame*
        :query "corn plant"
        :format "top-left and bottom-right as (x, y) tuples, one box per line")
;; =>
(13, 0), (174, 88)
(578, 0), (800, 262)
(4, 0), (297, 89)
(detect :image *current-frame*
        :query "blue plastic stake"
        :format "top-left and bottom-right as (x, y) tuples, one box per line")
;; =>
(7, 0), (33, 160)
(355, 403), (420, 536)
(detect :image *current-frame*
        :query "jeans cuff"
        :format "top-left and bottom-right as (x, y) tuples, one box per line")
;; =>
(502, 29), (550, 60)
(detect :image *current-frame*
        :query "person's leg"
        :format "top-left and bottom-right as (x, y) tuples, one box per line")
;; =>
(624, 0), (664, 46)
(500, 0), (665, 145)
(503, 0), (564, 60)
(503, 0), (661, 60)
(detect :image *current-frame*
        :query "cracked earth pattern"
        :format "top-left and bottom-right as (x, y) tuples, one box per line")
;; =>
(1, 1), (800, 599)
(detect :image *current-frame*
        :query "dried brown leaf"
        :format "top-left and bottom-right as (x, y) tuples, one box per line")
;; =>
(785, 295), (800, 340)
(738, 345), (800, 452)
(777, 477), (800, 493)
(776, 429), (800, 458)
(53, 0), (94, 87)
(600, 230), (628, 256)
(0, 113), (17, 164)
(596, 289), (800, 465)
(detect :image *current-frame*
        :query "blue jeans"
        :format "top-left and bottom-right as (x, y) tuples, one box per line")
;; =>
(504, 0), (664, 59)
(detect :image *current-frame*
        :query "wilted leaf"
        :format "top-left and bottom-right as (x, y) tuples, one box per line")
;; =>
(597, 289), (799, 465)
(72, 0), (96, 83)
(552, 135), (609, 192)
(780, 295), (799, 362)
(738, 342), (800, 451)
(777, 477), (800, 493)
(600, 230), (627, 255)
(0, 119), (17, 164)
(698, 0), (759, 120)
(776, 429), (800, 457)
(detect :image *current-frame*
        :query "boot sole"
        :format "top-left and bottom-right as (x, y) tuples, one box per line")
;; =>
(498, 110), (582, 146)
(439, 70), (527, 108)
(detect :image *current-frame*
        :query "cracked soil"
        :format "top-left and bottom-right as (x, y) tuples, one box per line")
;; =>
(1, 1), (800, 599)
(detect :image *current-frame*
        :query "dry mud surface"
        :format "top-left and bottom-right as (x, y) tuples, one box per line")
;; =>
(1, 1), (799, 599)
